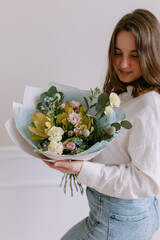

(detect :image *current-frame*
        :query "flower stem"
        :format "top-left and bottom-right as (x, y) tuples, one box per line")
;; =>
(60, 173), (84, 196)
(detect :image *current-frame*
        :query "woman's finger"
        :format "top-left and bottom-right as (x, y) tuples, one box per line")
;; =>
(43, 160), (83, 174)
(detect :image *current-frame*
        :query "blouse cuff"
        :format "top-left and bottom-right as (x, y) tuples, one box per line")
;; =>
(77, 161), (102, 187)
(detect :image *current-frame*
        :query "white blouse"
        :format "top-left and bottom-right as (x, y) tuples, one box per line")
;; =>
(77, 87), (160, 199)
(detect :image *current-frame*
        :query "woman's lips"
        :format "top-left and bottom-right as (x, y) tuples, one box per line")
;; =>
(119, 69), (132, 76)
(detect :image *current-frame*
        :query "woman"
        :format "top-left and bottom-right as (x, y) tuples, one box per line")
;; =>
(44, 9), (160, 239)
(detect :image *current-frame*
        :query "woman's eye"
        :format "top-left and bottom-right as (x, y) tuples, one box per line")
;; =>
(131, 55), (138, 58)
(114, 52), (122, 56)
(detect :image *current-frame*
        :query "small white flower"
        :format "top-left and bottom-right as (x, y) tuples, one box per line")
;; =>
(104, 106), (113, 116)
(54, 93), (61, 101)
(109, 93), (120, 107)
(48, 140), (64, 155)
(82, 129), (90, 137)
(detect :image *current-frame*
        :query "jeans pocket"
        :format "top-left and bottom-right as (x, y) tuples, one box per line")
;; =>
(108, 212), (148, 240)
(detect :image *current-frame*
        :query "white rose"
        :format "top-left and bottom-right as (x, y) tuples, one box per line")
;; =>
(104, 106), (114, 116)
(82, 129), (90, 137)
(46, 126), (64, 142)
(109, 93), (121, 107)
(48, 140), (64, 155)
(54, 93), (61, 101)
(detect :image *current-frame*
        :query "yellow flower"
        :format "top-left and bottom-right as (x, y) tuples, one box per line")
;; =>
(79, 115), (94, 134)
(28, 112), (53, 140)
(56, 102), (73, 129)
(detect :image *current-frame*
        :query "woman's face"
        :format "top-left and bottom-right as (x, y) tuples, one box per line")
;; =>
(113, 30), (142, 83)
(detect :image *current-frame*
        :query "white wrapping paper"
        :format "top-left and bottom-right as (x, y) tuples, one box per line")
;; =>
(5, 83), (120, 162)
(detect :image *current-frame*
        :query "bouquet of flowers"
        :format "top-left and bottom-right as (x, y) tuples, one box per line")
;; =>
(5, 82), (132, 196)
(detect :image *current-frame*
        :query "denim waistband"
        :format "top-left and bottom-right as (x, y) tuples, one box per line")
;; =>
(87, 187), (158, 204)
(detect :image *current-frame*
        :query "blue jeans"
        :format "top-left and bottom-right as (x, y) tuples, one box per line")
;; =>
(61, 187), (159, 240)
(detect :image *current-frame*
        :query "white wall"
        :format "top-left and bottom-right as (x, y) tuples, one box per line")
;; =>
(1, 0), (160, 239)
(1, 0), (160, 146)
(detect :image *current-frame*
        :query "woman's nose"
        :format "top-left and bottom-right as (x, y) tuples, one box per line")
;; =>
(120, 57), (130, 68)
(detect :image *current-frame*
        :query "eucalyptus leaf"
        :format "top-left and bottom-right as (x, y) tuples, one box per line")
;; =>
(95, 93), (109, 113)
(40, 92), (47, 102)
(111, 122), (121, 131)
(59, 91), (64, 101)
(121, 120), (132, 129)
(116, 109), (126, 121)
(97, 111), (117, 127)
(47, 86), (57, 97)
(95, 102), (102, 112)
(98, 93), (109, 106)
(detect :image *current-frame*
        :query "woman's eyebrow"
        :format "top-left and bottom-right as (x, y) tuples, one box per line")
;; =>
(115, 47), (137, 52)
(130, 50), (137, 52)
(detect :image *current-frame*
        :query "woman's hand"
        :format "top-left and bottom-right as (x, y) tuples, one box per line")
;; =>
(43, 160), (83, 175)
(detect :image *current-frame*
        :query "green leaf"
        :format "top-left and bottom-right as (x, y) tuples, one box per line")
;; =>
(111, 122), (121, 131)
(100, 112), (105, 119)
(59, 91), (64, 101)
(98, 93), (109, 106)
(95, 131), (113, 142)
(47, 86), (57, 97)
(84, 97), (89, 109)
(121, 120), (132, 129)
(93, 87), (101, 98)
(36, 102), (42, 110)
(40, 92), (47, 102)
(38, 143), (43, 149)
(55, 107), (65, 115)
(95, 93), (109, 111)
(95, 102), (102, 112)
(90, 88), (94, 97)
(80, 144), (88, 151)
(90, 103), (96, 109)
(31, 122), (36, 127)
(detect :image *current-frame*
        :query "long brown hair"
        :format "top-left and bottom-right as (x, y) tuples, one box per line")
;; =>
(103, 9), (160, 96)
